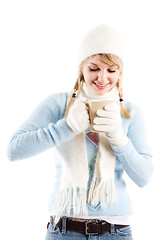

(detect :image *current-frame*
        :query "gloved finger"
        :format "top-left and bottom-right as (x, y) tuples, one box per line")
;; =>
(81, 108), (90, 120)
(93, 117), (118, 125)
(93, 124), (115, 132)
(96, 110), (118, 119)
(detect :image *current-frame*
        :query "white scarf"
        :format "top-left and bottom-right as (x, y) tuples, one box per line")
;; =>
(54, 84), (119, 221)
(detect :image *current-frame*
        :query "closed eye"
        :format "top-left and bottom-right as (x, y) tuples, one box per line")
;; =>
(89, 67), (100, 71)
(108, 69), (116, 73)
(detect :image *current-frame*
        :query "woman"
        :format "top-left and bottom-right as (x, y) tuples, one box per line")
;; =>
(7, 24), (152, 240)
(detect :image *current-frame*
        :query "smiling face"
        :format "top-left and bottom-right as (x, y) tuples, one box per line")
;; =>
(82, 55), (121, 95)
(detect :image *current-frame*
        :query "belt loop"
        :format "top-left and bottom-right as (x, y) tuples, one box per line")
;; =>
(62, 216), (67, 234)
(50, 216), (54, 225)
(110, 224), (115, 235)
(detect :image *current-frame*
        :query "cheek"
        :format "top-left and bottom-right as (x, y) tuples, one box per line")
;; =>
(109, 73), (119, 84)
(84, 71), (97, 84)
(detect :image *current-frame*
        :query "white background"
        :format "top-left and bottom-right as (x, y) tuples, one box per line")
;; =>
(0, 0), (160, 239)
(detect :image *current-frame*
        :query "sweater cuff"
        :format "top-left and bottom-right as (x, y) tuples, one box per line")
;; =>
(110, 138), (132, 155)
(49, 118), (75, 145)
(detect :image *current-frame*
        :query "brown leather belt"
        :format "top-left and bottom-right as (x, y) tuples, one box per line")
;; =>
(55, 217), (129, 235)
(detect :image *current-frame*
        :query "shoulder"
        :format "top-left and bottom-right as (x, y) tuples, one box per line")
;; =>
(35, 92), (69, 113)
(42, 92), (69, 107)
(123, 100), (147, 133)
(123, 100), (143, 119)
(29, 92), (69, 122)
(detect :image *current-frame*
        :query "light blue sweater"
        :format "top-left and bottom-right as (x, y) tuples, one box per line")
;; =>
(7, 92), (153, 217)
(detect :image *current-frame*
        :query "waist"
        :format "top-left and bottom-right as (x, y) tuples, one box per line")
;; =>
(68, 214), (131, 225)
(48, 216), (129, 235)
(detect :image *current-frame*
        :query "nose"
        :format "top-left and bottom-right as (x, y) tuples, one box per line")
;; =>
(98, 70), (108, 83)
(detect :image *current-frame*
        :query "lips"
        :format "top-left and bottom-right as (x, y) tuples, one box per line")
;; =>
(93, 81), (109, 89)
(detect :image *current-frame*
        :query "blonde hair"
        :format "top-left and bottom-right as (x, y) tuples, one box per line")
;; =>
(67, 54), (131, 118)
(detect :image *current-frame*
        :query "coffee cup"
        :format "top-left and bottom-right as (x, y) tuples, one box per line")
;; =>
(86, 100), (113, 133)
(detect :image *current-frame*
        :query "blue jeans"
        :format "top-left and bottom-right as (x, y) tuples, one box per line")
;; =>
(45, 223), (133, 240)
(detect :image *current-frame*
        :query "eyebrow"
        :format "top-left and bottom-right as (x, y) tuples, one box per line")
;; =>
(88, 62), (118, 68)
(88, 62), (98, 66)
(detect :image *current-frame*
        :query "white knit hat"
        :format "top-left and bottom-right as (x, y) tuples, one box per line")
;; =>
(77, 24), (124, 65)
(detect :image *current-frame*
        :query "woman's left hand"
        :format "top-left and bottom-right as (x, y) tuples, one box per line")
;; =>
(93, 102), (128, 147)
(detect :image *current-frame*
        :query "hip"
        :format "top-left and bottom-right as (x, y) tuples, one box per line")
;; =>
(45, 216), (133, 240)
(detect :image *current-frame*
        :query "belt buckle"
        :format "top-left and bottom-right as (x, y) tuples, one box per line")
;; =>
(85, 219), (99, 235)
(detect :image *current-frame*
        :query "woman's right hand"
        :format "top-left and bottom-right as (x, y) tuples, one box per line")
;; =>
(66, 98), (90, 134)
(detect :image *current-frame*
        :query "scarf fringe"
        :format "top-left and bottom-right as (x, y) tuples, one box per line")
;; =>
(87, 177), (117, 207)
(55, 187), (88, 217)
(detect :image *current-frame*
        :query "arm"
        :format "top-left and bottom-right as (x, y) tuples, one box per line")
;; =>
(7, 93), (74, 161)
(111, 103), (153, 187)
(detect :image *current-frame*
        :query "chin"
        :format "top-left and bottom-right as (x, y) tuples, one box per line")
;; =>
(93, 87), (111, 95)
(93, 90), (109, 96)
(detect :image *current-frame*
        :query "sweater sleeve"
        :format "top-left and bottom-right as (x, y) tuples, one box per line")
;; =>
(111, 103), (153, 187)
(7, 93), (74, 161)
